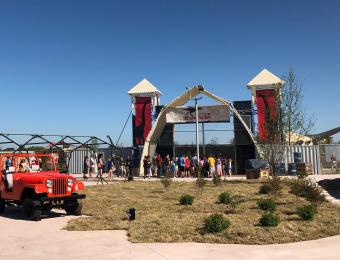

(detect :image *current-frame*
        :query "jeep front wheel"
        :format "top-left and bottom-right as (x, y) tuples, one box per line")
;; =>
(0, 198), (5, 213)
(64, 201), (82, 216)
(23, 198), (42, 221)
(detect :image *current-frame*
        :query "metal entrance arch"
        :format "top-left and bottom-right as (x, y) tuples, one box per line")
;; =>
(139, 85), (259, 174)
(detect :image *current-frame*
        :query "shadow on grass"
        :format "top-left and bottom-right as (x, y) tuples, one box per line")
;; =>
(282, 209), (297, 216)
(197, 226), (231, 239)
(286, 217), (303, 221)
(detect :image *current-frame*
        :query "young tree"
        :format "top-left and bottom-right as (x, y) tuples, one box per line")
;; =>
(281, 68), (315, 145)
(258, 69), (315, 175)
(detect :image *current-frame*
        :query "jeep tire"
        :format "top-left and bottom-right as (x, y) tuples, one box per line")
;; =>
(65, 200), (82, 216)
(0, 198), (5, 213)
(23, 198), (42, 221)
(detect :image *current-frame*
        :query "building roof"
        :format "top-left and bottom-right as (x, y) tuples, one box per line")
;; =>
(247, 69), (284, 88)
(128, 79), (163, 96)
(285, 132), (313, 145)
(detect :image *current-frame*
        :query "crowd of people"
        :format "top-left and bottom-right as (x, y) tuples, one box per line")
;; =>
(82, 154), (132, 179)
(83, 153), (234, 180)
(143, 153), (233, 179)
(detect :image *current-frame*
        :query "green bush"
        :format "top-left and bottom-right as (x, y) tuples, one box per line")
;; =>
(288, 179), (326, 208)
(259, 213), (279, 227)
(303, 182), (326, 209)
(204, 214), (231, 233)
(218, 192), (232, 204)
(257, 199), (277, 212)
(259, 183), (271, 194)
(297, 205), (316, 220)
(180, 194), (194, 205)
(297, 171), (308, 179)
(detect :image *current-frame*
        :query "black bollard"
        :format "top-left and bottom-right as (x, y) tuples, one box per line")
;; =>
(127, 208), (135, 221)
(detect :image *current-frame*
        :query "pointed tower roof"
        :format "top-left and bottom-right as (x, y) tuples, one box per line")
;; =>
(128, 79), (163, 96)
(247, 69), (284, 88)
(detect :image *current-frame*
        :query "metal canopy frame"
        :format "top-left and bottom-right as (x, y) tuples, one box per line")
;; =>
(0, 133), (120, 173)
(0, 133), (117, 153)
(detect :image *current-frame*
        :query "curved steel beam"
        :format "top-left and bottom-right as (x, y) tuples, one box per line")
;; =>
(308, 126), (340, 139)
(139, 85), (259, 175)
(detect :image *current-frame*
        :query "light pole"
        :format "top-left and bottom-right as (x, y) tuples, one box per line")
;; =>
(186, 87), (202, 160)
(193, 97), (202, 160)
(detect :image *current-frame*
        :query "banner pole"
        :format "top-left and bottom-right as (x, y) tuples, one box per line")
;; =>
(195, 99), (199, 160)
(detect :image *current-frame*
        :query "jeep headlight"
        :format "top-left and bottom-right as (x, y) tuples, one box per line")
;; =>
(45, 179), (53, 188)
(67, 179), (74, 187)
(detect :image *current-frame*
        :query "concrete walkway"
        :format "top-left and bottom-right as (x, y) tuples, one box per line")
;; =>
(308, 174), (340, 204)
(1, 206), (340, 260)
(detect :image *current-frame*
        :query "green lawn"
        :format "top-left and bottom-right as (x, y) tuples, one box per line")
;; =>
(65, 180), (340, 244)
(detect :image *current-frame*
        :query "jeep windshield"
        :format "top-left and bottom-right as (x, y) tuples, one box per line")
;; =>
(1, 154), (57, 173)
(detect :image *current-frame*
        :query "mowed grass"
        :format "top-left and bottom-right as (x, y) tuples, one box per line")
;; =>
(66, 180), (340, 244)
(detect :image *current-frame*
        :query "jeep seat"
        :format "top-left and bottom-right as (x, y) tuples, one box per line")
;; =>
(3, 166), (15, 191)
(30, 165), (40, 172)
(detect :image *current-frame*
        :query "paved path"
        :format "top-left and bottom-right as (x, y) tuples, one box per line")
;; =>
(1, 206), (340, 260)
(308, 174), (340, 204)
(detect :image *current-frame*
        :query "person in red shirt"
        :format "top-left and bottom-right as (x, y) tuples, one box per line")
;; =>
(156, 154), (163, 177)
(185, 155), (191, 177)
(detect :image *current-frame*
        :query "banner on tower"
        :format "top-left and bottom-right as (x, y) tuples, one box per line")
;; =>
(133, 96), (152, 146)
(256, 89), (276, 139)
(166, 105), (230, 124)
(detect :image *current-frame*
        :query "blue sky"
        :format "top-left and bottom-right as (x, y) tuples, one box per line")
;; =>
(0, 0), (339, 145)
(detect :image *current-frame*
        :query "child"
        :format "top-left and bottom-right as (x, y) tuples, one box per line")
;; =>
(170, 158), (177, 178)
(216, 157), (222, 177)
(227, 158), (232, 177)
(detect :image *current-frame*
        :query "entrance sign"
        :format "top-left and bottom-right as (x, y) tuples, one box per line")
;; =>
(166, 105), (230, 124)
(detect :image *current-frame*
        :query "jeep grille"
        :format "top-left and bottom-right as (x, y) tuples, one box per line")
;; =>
(52, 178), (67, 195)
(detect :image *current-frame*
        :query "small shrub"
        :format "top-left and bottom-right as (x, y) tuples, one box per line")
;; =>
(289, 179), (326, 209)
(297, 204), (316, 220)
(160, 170), (172, 191)
(259, 212), (279, 227)
(303, 182), (326, 209)
(195, 167), (207, 197)
(259, 183), (271, 194)
(288, 178), (306, 204)
(297, 171), (308, 179)
(204, 214), (231, 233)
(266, 177), (283, 199)
(180, 194), (194, 205)
(228, 195), (245, 213)
(218, 192), (232, 204)
(257, 199), (277, 212)
(212, 173), (222, 186)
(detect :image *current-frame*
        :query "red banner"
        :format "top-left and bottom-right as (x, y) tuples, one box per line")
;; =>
(133, 97), (152, 146)
(256, 89), (276, 140)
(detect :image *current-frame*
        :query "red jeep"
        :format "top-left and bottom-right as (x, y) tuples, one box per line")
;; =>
(0, 153), (86, 220)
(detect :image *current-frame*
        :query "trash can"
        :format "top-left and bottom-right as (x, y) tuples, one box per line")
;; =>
(127, 208), (135, 221)
(293, 152), (302, 163)
(288, 163), (297, 175)
(276, 163), (286, 175)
